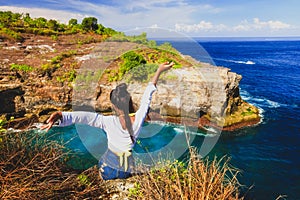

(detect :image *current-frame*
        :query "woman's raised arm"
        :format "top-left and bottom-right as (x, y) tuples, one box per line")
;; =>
(151, 61), (174, 86)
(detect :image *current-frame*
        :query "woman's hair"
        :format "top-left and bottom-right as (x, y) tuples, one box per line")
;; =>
(110, 83), (135, 143)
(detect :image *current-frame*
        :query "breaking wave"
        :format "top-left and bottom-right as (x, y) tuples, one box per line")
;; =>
(213, 57), (256, 65)
(240, 89), (283, 109)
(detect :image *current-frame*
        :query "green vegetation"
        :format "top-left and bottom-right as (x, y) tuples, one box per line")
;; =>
(0, 11), (118, 37)
(120, 51), (147, 75)
(56, 69), (77, 83)
(77, 174), (92, 187)
(107, 32), (179, 55)
(0, 27), (24, 41)
(241, 107), (255, 116)
(107, 32), (148, 44)
(74, 69), (104, 91)
(106, 51), (147, 82)
(158, 42), (177, 52)
(40, 62), (60, 78)
(8, 52), (76, 80)
(0, 118), (7, 133)
(223, 102), (260, 127)
(124, 63), (158, 82)
(106, 46), (185, 82)
(75, 69), (103, 83)
(81, 17), (98, 31)
(1, 11), (187, 85)
(51, 50), (77, 64)
(10, 64), (34, 72)
(40, 50), (79, 79)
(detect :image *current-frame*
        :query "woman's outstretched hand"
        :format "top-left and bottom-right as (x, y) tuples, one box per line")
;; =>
(158, 61), (174, 72)
(40, 111), (62, 132)
(152, 61), (175, 85)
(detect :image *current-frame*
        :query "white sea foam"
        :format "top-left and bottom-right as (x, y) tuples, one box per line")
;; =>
(173, 126), (219, 137)
(240, 89), (282, 109)
(253, 98), (281, 108)
(239, 89), (289, 125)
(234, 60), (255, 65)
(266, 99), (281, 108)
(212, 57), (255, 65)
(246, 60), (256, 65)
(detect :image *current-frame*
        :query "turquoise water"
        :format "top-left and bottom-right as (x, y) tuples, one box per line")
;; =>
(43, 122), (209, 169)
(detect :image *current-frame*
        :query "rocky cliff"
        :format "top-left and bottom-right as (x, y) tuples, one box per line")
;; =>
(0, 34), (260, 131)
(92, 63), (260, 131)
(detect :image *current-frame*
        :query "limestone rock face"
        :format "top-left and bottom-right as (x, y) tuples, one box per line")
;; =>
(129, 66), (242, 123)
(90, 65), (246, 129)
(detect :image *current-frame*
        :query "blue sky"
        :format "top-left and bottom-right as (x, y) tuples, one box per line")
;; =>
(1, 0), (300, 37)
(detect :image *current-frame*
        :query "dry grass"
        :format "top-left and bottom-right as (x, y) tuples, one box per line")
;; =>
(0, 129), (245, 200)
(130, 148), (244, 200)
(0, 130), (108, 199)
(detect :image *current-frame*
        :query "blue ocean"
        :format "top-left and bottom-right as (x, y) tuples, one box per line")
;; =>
(43, 38), (300, 199)
(172, 38), (300, 199)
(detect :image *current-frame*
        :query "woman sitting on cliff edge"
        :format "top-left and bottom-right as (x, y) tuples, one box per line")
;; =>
(41, 61), (174, 180)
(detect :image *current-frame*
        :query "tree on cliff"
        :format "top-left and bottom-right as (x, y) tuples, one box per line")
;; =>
(68, 18), (78, 26)
(81, 17), (98, 31)
(0, 11), (22, 28)
(34, 17), (47, 28)
(47, 19), (59, 31)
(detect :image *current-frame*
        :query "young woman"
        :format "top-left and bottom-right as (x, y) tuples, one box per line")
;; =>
(41, 61), (174, 180)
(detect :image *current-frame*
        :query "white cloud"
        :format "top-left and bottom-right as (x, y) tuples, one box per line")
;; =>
(175, 21), (227, 33)
(175, 21), (212, 32)
(174, 18), (292, 35)
(150, 24), (159, 28)
(233, 18), (292, 32)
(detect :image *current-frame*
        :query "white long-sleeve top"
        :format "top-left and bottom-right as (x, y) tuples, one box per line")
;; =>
(58, 82), (157, 153)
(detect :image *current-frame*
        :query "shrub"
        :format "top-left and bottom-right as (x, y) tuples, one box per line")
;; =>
(81, 17), (98, 31)
(119, 51), (146, 77)
(107, 32), (148, 44)
(0, 118), (7, 133)
(40, 63), (58, 77)
(51, 34), (58, 41)
(10, 63), (33, 72)
(105, 51), (148, 82)
(0, 28), (24, 41)
(158, 42), (178, 53)
(130, 148), (243, 200)
(56, 69), (77, 83)
(51, 55), (63, 64)
(124, 63), (158, 82)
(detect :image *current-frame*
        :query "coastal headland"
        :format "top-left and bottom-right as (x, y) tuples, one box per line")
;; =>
(0, 14), (260, 132)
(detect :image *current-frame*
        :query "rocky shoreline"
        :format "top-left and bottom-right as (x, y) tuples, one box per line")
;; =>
(0, 33), (260, 132)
